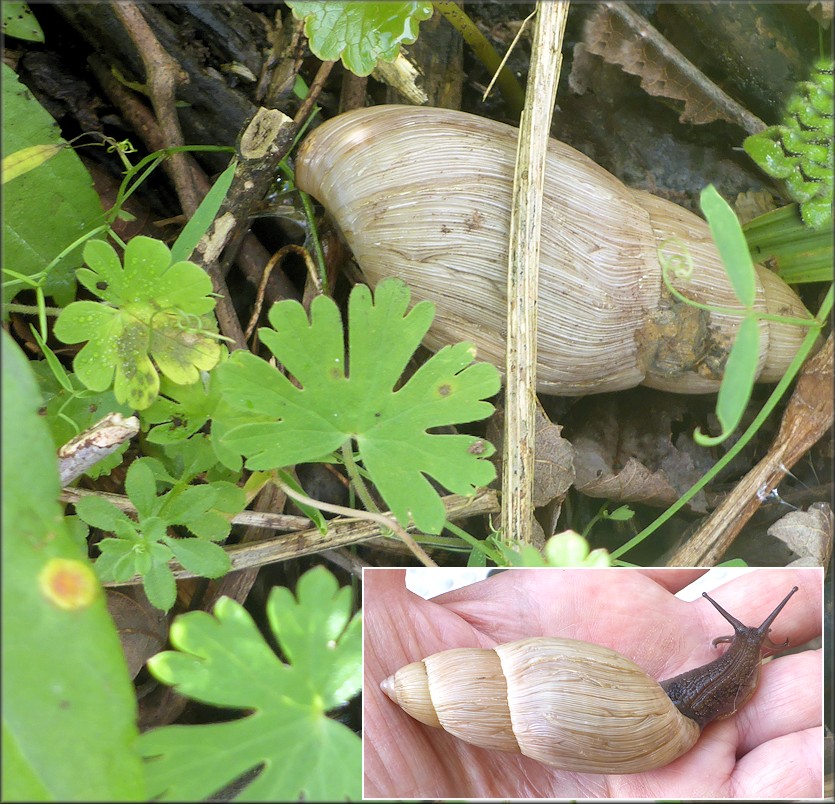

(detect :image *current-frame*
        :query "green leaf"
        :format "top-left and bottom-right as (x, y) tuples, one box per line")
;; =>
(717, 557), (749, 567)
(1, 330), (145, 801)
(95, 537), (139, 583)
(163, 536), (230, 578)
(64, 515), (90, 550)
(160, 484), (220, 525)
(170, 159), (237, 263)
(267, 566), (362, 706)
(694, 315), (761, 446)
(743, 59), (833, 233)
(216, 279), (500, 533)
(124, 457), (159, 518)
(287, 1), (433, 76)
(142, 367), (223, 445)
(74, 494), (129, 532)
(801, 193), (834, 231)
(53, 236), (222, 409)
(2, 63), (103, 306)
(3, 142), (65, 183)
(29, 326), (72, 392)
(542, 531), (612, 567)
(139, 567), (361, 801)
(2, 2), (44, 42)
(606, 505), (635, 521)
(743, 132), (794, 178)
(700, 185), (756, 309)
(142, 547), (177, 612)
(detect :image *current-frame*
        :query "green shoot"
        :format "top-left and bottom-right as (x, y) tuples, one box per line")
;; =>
(76, 457), (245, 612)
(743, 58), (833, 231)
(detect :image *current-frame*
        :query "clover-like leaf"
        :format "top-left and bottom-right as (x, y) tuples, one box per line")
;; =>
(215, 278), (500, 534)
(139, 566), (361, 801)
(287, 1), (433, 77)
(53, 236), (222, 410)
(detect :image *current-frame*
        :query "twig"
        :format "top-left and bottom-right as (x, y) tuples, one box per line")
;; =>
(244, 244), (318, 340)
(666, 334), (833, 566)
(482, 7), (537, 103)
(60, 486), (311, 531)
(109, 1), (199, 214)
(192, 106), (297, 349)
(293, 59), (335, 126)
(57, 413), (140, 486)
(320, 548), (371, 577)
(435, 0), (526, 116)
(339, 71), (369, 112)
(87, 55), (252, 349)
(502, 2), (570, 546)
(102, 489), (498, 587)
(275, 479), (438, 568)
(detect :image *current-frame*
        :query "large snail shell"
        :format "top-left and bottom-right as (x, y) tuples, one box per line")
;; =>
(380, 637), (701, 774)
(295, 105), (812, 395)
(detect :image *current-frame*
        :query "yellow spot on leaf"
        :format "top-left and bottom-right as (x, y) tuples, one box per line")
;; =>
(39, 558), (98, 610)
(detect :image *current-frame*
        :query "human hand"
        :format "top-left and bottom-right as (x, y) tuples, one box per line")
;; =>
(363, 567), (822, 799)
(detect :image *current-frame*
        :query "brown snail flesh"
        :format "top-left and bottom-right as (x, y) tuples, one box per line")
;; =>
(380, 587), (798, 774)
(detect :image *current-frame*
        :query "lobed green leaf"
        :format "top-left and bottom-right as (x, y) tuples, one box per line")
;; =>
(216, 278), (500, 534)
(54, 236), (221, 409)
(287, 1), (433, 77)
(139, 567), (361, 800)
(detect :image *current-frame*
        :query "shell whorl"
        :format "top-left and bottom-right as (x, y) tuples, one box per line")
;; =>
(295, 105), (812, 395)
(380, 637), (701, 774)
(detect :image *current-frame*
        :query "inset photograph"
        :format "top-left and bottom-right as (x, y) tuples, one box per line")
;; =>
(363, 567), (823, 799)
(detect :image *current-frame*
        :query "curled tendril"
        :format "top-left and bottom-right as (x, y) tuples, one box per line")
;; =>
(173, 310), (204, 332)
(658, 237), (694, 282)
(105, 138), (137, 155)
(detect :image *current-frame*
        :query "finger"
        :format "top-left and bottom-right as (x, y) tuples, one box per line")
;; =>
(635, 567), (708, 592)
(659, 567), (822, 677)
(732, 648), (822, 755)
(433, 568), (695, 678)
(729, 727), (824, 798)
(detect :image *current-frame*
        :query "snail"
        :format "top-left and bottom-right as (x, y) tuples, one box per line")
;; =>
(379, 586), (798, 774)
(295, 105), (813, 395)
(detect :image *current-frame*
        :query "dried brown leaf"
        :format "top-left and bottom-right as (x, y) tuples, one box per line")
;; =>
(807, 1), (833, 28)
(567, 390), (713, 511)
(489, 399), (575, 509)
(580, 4), (761, 130)
(768, 502), (833, 567)
(106, 587), (168, 679)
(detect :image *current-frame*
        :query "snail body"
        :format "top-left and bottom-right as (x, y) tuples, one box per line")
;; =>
(295, 105), (812, 395)
(380, 587), (798, 774)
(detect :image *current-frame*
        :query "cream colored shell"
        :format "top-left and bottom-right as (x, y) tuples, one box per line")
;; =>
(295, 105), (812, 395)
(380, 637), (701, 774)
